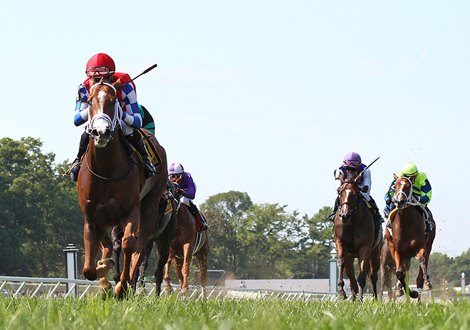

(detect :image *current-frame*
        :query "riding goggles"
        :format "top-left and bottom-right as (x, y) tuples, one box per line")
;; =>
(86, 66), (115, 77)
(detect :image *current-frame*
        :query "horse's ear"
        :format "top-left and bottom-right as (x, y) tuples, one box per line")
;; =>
(393, 173), (398, 180)
(113, 79), (123, 91)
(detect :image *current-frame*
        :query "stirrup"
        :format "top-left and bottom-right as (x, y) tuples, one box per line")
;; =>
(143, 162), (156, 178)
(68, 159), (81, 182)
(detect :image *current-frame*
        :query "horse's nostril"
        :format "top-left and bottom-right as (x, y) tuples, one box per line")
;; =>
(92, 129), (99, 137)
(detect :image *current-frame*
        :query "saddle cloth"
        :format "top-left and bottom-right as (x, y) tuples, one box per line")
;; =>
(137, 129), (162, 166)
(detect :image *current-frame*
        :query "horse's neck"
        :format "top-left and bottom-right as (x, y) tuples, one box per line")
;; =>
(87, 135), (129, 172)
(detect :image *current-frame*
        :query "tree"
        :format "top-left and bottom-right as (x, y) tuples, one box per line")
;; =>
(0, 137), (82, 276)
(200, 191), (253, 277)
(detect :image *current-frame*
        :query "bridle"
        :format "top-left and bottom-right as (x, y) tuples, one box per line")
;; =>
(83, 82), (132, 181)
(393, 176), (419, 209)
(86, 82), (122, 145)
(338, 180), (360, 220)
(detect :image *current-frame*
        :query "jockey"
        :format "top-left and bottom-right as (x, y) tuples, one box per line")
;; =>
(328, 152), (383, 235)
(168, 162), (208, 231)
(69, 53), (156, 181)
(384, 162), (433, 231)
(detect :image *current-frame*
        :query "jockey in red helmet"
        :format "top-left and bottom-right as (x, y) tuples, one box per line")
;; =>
(69, 53), (156, 181)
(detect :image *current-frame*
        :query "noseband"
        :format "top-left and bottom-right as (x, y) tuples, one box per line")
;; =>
(338, 181), (360, 220)
(394, 176), (414, 209)
(87, 83), (122, 144)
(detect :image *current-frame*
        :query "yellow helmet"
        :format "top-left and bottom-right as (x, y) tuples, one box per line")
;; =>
(401, 162), (418, 176)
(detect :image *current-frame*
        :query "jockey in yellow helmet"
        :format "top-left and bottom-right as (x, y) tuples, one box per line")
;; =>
(384, 162), (433, 231)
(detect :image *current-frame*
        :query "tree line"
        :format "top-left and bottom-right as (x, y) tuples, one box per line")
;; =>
(0, 137), (468, 288)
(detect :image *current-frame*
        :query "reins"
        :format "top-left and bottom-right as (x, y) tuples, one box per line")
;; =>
(84, 82), (132, 181)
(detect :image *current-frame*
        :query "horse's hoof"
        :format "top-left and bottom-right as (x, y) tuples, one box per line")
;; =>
(96, 259), (112, 278)
(410, 290), (419, 299)
(114, 281), (126, 298)
(337, 291), (347, 300)
(423, 282), (432, 291)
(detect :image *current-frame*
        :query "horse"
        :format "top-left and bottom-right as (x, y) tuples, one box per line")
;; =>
(76, 81), (168, 297)
(334, 175), (382, 301)
(385, 175), (436, 299)
(112, 180), (178, 296)
(163, 194), (210, 295)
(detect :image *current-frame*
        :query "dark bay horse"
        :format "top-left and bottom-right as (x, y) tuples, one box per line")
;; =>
(77, 81), (168, 297)
(163, 198), (210, 294)
(334, 176), (382, 301)
(379, 238), (405, 300)
(112, 180), (177, 296)
(385, 175), (436, 299)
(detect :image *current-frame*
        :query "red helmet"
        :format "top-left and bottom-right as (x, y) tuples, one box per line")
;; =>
(85, 53), (115, 77)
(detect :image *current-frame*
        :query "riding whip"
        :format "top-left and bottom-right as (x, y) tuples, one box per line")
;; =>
(129, 64), (158, 83)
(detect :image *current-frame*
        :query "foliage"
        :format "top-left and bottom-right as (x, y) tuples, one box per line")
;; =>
(1, 137), (470, 285)
(0, 137), (82, 277)
(1, 296), (470, 330)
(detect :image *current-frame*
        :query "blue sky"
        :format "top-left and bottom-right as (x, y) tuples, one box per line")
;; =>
(1, 1), (469, 256)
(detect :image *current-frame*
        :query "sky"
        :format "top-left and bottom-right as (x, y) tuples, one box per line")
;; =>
(1, 1), (469, 257)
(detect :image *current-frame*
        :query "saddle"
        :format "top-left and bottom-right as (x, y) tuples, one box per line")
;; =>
(388, 206), (435, 233)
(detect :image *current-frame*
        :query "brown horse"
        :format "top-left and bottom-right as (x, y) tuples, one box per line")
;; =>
(385, 175), (436, 299)
(77, 81), (168, 297)
(334, 176), (382, 301)
(379, 238), (405, 300)
(163, 196), (210, 294)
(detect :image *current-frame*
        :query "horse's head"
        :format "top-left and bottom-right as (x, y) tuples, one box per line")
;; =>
(337, 177), (361, 223)
(87, 81), (120, 148)
(393, 175), (414, 209)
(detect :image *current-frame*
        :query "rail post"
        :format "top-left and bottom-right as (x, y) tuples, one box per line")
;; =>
(63, 244), (79, 297)
(462, 272), (466, 295)
(329, 248), (338, 293)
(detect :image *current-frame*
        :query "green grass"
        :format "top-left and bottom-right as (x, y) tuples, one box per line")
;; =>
(0, 296), (469, 330)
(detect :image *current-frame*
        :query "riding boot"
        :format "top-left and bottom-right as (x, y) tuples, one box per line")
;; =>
(70, 131), (89, 182)
(126, 132), (156, 178)
(368, 196), (384, 236)
(189, 201), (208, 231)
(327, 196), (340, 222)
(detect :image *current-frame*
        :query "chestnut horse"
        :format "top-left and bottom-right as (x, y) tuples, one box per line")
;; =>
(385, 175), (436, 299)
(77, 81), (168, 297)
(163, 195), (210, 294)
(334, 176), (382, 301)
(112, 180), (178, 296)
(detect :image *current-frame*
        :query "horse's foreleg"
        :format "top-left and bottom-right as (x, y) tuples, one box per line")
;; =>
(82, 221), (100, 281)
(111, 227), (123, 284)
(336, 256), (347, 300)
(417, 248), (432, 291)
(181, 243), (194, 292)
(356, 249), (371, 301)
(344, 257), (357, 301)
(174, 256), (184, 288)
(154, 241), (169, 296)
(136, 240), (154, 290)
(116, 221), (139, 297)
(163, 253), (174, 293)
